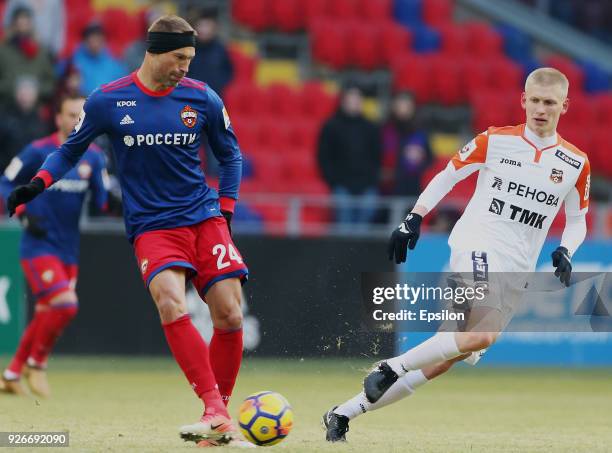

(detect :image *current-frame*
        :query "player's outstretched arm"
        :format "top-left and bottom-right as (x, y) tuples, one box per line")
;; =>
(205, 88), (242, 231)
(8, 90), (109, 215)
(387, 132), (490, 263)
(553, 158), (590, 286)
(2, 145), (47, 217)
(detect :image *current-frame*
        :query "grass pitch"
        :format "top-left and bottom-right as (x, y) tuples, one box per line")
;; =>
(1, 356), (611, 452)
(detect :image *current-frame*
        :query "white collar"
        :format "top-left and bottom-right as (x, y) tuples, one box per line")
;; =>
(524, 125), (557, 149)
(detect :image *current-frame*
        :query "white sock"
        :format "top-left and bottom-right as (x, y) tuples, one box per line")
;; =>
(334, 370), (429, 420)
(387, 332), (461, 376)
(334, 392), (370, 420)
(3, 369), (20, 380)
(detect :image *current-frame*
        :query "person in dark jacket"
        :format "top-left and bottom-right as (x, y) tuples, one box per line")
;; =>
(187, 8), (233, 96)
(381, 91), (432, 196)
(318, 85), (382, 227)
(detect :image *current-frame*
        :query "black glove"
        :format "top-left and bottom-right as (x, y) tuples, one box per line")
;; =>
(552, 246), (572, 287)
(387, 213), (422, 264)
(19, 213), (47, 239)
(7, 177), (45, 217)
(221, 210), (233, 236)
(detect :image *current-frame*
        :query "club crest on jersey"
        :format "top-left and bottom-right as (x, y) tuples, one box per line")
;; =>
(78, 162), (92, 179)
(41, 269), (54, 283)
(181, 105), (198, 128)
(550, 168), (563, 184)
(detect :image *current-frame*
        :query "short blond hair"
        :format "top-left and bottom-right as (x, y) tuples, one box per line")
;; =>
(525, 67), (569, 96)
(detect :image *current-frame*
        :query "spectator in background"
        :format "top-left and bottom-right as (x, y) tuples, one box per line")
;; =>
(187, 7), (234, 96)
(123, 8), (165, 72)
(318, 85), (381, 228)
(0, 6), (55, 105)
(381, 91), (432, 196)
(0, 76), (49, 172)
(71, 22), (127, 96)
(3, 0), (65, 58)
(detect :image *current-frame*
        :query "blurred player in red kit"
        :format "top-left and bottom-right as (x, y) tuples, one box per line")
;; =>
(0, 95), (108, 397)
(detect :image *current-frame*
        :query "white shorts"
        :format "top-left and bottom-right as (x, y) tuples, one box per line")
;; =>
(447, 249), (528, 331)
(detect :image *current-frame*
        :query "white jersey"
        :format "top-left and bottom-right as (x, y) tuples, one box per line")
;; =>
(416, 124), (590, 271)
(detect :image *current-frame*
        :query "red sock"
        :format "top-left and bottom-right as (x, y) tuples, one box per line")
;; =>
(210, 327), (243, 406)
(162, 315), (228, 417)
(29, 304), (78, 366)
(6, 312), (44, 375)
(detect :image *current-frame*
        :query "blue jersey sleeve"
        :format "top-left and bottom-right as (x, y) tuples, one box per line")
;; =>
(40, 90), (108, 184)
(204, 88), (242, 200)
(0, 144), (45, 202)
(89, 151), (109, 212)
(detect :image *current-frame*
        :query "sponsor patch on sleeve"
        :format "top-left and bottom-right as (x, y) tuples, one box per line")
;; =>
(4, 158), (23, 181)
(222, 106), (231, 130)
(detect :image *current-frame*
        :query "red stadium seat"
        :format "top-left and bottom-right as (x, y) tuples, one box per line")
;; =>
(228, 47), (257, 82)
(438, 23), (469, 56)
(556, 124), (591, 154)
(594, 93), (612, 126)
(465, 21), (503, 56)
(429, 55), (464, 105)
(254, 117), (293, 151)
(304, 0), (330, 27)
(224, 83), (266, 116)
(289, 119), (321, 151)
(545, 56), (585, 94)
(231, 0), (272, 32)
(506, 91), (526, 125)
(328, 0), (360, 20)
(562, 94), (596, 129)
(357, 0), (392, 22)
(462, 57), (493, 99)
(299, 82), (338, 120)
(392, 53), (432, 103)
(347, 22), (383, 70)
(230, 115), (259, 152)
(270, 0), (305, 32)
(423, 0), (454, 27)
(310, 20), (351, 69)
(489, 56), (524, 91)
(471, 90), (513, 132)
(265, 83), (302, 118)
(379, 22), (413, 65)
(590, 128), (612, 177)
(101, 9), (144, 57)
(283, 152), (321, 182)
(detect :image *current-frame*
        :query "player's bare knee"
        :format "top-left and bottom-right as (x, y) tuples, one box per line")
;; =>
(153, 287), (186, 322)
(459, 332), (497, 351)
(212, 303), (243, 329)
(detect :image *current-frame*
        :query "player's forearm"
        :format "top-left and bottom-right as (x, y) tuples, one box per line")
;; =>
(560, 213), (587, 256)
(38, 148), (80, 187)
(217, 155), (242, 206)
(413, 163), (461, 214)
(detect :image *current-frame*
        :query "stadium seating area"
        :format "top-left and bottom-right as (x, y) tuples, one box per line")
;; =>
(8, 0), (608, 232)
(231, 0), (612, 182)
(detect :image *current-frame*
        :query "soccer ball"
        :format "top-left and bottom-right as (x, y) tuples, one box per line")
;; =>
(237, 391), (294, 446)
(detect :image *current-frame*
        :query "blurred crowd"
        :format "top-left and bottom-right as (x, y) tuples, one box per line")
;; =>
(0, 0), (436, 228)
(0, 1), (235, 216)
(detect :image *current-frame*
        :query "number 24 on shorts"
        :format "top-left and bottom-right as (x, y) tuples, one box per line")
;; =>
(212, 243), (243, 270)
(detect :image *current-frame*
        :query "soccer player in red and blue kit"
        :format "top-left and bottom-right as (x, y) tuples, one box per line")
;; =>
(0, 95), (108, 397)
(7, 15), (249, 447)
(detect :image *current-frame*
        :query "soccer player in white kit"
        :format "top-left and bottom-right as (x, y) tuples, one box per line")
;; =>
(324, 67), (591, 441)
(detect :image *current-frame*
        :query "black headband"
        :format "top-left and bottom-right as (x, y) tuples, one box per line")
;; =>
(147, 31), (195, 54)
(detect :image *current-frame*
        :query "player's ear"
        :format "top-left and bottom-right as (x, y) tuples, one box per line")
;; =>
(520, 92), (527, 110)
(561, 97), (569, 115)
